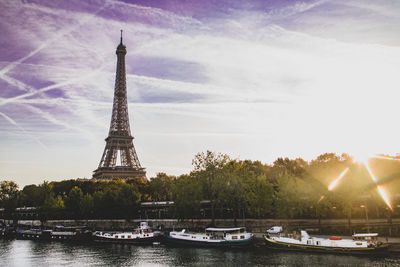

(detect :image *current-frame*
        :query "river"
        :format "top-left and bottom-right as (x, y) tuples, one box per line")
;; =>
(1, 240), (399, 266)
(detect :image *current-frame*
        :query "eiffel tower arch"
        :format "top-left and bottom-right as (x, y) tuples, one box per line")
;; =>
(93, 32), (146, 180)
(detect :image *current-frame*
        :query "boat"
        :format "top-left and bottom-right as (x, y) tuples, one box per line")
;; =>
(17, 228), (52, 240)
(93, 222), (163, 244)
(1, 224), (16, 240)
(50, 225), (92, 241)
(167, 227), (254, 247)
(264, 226), (388, 254)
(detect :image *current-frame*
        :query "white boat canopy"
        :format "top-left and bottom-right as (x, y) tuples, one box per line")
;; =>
(352, 233), (378, 237)
(205, 227), (245, 232)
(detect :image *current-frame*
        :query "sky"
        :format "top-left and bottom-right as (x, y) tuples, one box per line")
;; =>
(0, 0), (400, 186)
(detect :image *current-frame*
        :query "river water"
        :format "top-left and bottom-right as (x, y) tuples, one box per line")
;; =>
(1, 240), (399, 266)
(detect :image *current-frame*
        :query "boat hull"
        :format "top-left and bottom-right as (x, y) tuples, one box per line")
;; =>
(94, 234), (162, 244)
(166, 235), (253, 248)
(264, 235), (389, 255)
(50, 232), (93, 242)
(17, 232), (51, 241)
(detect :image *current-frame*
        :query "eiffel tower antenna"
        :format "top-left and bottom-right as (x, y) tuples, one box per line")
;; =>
(93, 33), (146, 180)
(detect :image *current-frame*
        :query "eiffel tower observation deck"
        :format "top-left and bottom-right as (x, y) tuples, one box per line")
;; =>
(93, 31), (146, 180)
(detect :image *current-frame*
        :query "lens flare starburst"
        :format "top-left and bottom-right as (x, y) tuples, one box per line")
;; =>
(328, 167), (349, 191)
(365, 160), (392, 210)
(327, 153), (396, 211)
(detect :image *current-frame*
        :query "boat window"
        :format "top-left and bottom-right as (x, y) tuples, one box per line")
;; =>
(128, 235), (131, 238)
(316, 241), (320, 245)
(232, 236), (238, 240)
(121, 235), (125, 238)
(240, 235), (245, 239)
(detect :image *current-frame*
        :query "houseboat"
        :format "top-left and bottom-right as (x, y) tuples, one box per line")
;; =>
(94, 222), (163, 244)
(167, 227), (254, 247)
(50, 225), (92, 241)
(264, 226), (388, 254)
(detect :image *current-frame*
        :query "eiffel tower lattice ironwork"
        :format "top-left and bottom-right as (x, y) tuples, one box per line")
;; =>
(93, 31), (146, 180)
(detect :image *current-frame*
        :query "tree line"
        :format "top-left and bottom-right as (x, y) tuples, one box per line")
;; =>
(1, 151), (399, 222)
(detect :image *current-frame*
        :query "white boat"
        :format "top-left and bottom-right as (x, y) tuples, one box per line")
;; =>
(167, 227), (254, 247)
(94, 222), (163, 244)
(264, 226), (388, 254)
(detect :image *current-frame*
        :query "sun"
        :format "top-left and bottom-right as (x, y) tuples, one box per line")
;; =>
(351, 151), (372, 165)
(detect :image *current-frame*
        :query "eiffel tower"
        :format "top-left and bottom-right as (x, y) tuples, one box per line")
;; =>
(93, 31), (146, 180)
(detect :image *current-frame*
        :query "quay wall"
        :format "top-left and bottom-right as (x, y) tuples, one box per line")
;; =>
(7, 218), (400, 236)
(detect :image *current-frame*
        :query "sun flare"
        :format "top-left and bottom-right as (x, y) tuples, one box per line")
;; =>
(352, 151), (372, 165)
(328, 167), (349, 191)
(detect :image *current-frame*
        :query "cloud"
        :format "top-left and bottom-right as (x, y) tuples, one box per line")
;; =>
(0, 0), (399, 185)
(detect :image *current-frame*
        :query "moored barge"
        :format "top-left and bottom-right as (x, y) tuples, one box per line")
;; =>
(94, 222), (163, 244)
(264, 227), (388, 254)
(167, 227), (254, 248)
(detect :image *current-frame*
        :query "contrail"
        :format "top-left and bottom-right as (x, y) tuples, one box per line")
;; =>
(24, 104), (97, 142)
(0, 111), (48, 150)
(0, 66), (106, 107)
(0, 1), (108, 76)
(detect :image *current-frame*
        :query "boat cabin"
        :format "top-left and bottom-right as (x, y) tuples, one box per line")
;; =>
(205, 227), (248, 240)
(352, 233), (378, 241)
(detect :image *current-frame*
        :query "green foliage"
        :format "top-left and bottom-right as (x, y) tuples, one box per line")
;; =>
(247, 175), (274, 218)
(0, 180), (19, 211)
(171, 175), (202, 219)
(80, 194), (94, 218)
(117, 184), (141, 219)
(148, 173), (174, 201)
(4, 151), (400, 221)
(65, 186), (83, 216)
(19, 184), (47, 207)
(43, 194), (64, 210)
(192, 150), (230, 223)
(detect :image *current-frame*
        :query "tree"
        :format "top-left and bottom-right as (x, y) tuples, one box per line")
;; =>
(218, 161), (249, 225)
(274, 174), (311, 219)
(19, 184), (47, 207)
(171, 175), (202, 220)
(148, 173), (174, 201)
(43, 194), (64, 210)
(192, 150), (230, 224)
(65, 186), (83, 217)
(0, 180), (19, 211)
(247, 174), (274, 218)
(80, 194), (94, 218)
(93, 191), (106, 218)
(269, 157), (307, 183)
(117, 184), (141, 219)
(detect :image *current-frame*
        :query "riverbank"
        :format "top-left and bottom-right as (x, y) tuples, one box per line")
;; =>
(3, 217), (400, 236)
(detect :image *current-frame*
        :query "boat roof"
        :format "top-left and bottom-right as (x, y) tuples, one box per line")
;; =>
(352, 233), (378, 237)
(205, 227), (244, 232)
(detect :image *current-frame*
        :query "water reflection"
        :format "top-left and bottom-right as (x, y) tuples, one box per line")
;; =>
(0, 240), (399, 267)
